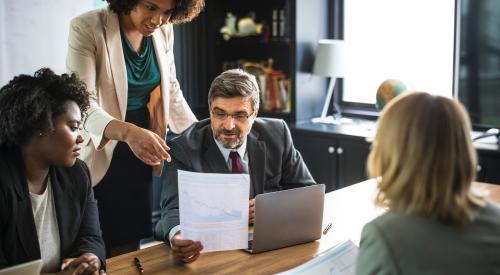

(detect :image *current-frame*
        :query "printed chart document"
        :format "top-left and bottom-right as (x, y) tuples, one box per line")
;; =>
(178, 170), (250, 252)
(279, 240), (359, 275)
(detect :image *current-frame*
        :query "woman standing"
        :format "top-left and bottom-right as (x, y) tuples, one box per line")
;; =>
(0, 68), (105, 274)
(356, 92), (500, 275)
(66, 0), (204, 256)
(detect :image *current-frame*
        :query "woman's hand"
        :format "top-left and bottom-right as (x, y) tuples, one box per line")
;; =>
(57, 253), (105, 275)
(123, 124), (170, 165)
(103, 120), (170, 166)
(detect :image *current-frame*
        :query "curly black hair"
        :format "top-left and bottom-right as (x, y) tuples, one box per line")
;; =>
(105, 0), (204, 24)
(0, 68), (90, 146)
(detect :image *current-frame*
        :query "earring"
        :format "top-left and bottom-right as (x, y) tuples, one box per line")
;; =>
(38, 132), (43, 136)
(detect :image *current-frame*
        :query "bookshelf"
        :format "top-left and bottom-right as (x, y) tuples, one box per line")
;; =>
(208, 0), (293, 121)
(174, 0), (330, 122)
(187, 0), (330, 122)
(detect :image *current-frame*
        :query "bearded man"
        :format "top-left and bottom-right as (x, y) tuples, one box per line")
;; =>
(155, 69), (315, 263)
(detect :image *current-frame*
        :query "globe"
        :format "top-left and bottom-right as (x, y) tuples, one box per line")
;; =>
(375, 79), (408, 111)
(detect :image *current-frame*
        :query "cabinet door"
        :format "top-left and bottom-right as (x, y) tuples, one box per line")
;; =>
(477, 152), (500, 184)
(337, 138), (370, 189)
(292, 133), (336, 192)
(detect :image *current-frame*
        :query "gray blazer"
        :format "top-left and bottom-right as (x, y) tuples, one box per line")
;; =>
(356, 202), (500, 275)
(155, 118), (316, 241)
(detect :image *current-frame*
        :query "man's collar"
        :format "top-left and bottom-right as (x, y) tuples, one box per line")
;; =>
(213, 136), (247, 162)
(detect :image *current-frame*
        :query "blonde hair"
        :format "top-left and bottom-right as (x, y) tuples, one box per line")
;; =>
(368, 92), (485, 227)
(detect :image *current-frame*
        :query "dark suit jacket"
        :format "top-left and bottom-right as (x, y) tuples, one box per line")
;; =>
(155, 118), (316, 241)
(0, 146), (106, 269)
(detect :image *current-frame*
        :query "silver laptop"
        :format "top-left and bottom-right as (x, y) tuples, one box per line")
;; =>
(246, 184), (325, 253)
(0, 259), (42, 275)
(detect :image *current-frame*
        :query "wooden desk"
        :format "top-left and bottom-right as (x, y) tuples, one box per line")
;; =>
(473, 181), (500, 203)
(107, 180), (500, 274)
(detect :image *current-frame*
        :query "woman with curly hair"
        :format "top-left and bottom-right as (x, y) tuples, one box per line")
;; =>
(356, 92), (500, 274)
(66, 0), (204, 256)
(0, 68), (106, 274)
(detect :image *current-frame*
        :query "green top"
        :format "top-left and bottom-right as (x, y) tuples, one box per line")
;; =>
(121, 30), (161, 111)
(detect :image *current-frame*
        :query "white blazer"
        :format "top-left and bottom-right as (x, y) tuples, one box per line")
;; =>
(67, 7), (197, 185)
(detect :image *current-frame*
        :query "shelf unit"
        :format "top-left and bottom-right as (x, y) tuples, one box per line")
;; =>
(189, 0), (330, 122)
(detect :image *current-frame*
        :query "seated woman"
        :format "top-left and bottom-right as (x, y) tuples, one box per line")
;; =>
(356, 92), (500, 275)
(0, 69), (106, 274)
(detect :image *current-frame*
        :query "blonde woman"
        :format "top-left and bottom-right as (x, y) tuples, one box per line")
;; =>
(356, 92), (500, 275)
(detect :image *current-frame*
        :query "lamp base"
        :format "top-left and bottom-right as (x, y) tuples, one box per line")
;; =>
(311, 115), (353, 125)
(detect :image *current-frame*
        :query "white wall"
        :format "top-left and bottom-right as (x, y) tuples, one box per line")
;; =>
(0, 0), (106, 86)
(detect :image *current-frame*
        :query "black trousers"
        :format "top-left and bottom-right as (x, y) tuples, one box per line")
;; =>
(93, 107), (152, 257)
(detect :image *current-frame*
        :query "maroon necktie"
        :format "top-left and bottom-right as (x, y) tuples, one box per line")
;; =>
(229, 151), (244, 174)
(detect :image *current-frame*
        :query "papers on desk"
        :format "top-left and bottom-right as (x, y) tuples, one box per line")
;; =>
(178, 170), (250, 252)
(279, 240), (359, 275)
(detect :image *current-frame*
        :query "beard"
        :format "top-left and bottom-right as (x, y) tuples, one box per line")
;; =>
(215, 128), (244, 149)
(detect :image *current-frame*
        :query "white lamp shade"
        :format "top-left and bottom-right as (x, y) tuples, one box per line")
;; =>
(313, 39), (346, 77)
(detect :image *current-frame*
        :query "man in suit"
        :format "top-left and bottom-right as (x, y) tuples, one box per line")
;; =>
(155, 69), (316, 263)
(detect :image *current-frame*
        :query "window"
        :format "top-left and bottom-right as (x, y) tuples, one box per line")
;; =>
(340, 0), (456, 106)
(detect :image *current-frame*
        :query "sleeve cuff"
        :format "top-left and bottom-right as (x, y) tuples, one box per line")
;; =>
(83, 105), (115, 150)
(168, 225), (181, 246)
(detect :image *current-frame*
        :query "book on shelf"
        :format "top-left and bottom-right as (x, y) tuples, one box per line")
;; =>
(222, 59), (291, 114)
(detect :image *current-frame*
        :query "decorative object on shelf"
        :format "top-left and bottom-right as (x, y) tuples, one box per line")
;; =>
(279, 9), (286, 37)
(220, 12), (237, 40)
(272, 9), (278, 37)
(375, 79), (408, 111)
(271, 9), (287, 40)
(311, 39), (349, 124)
(238, 17), (258, 36)
(259, 19), (270, 43)
(219, 11), (263, 41)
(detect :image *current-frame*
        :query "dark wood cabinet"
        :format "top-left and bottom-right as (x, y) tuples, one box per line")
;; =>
(336, 138), (371, 189)
(476, 143), (500, 184)
(293, 133), (334, 190)
(477, 154), (500, 184)
(291, 122), (372, 192)
(291, 124), (500, 194)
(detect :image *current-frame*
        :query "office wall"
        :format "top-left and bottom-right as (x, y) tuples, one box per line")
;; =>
(0, 0), (106, 86)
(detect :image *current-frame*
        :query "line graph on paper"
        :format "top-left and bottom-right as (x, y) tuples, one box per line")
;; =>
(180, 189), (243, 223)
(178, 170), (250, 226)
(177, 170), (250, 252)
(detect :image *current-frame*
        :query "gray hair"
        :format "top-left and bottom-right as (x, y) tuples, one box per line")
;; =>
(208, 69), (260, 113)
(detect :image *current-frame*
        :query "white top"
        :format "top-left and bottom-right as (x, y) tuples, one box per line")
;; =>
(30, 178), (61, 273)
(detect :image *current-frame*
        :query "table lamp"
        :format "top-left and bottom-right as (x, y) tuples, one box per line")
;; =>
(311, 39), (347, 124)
